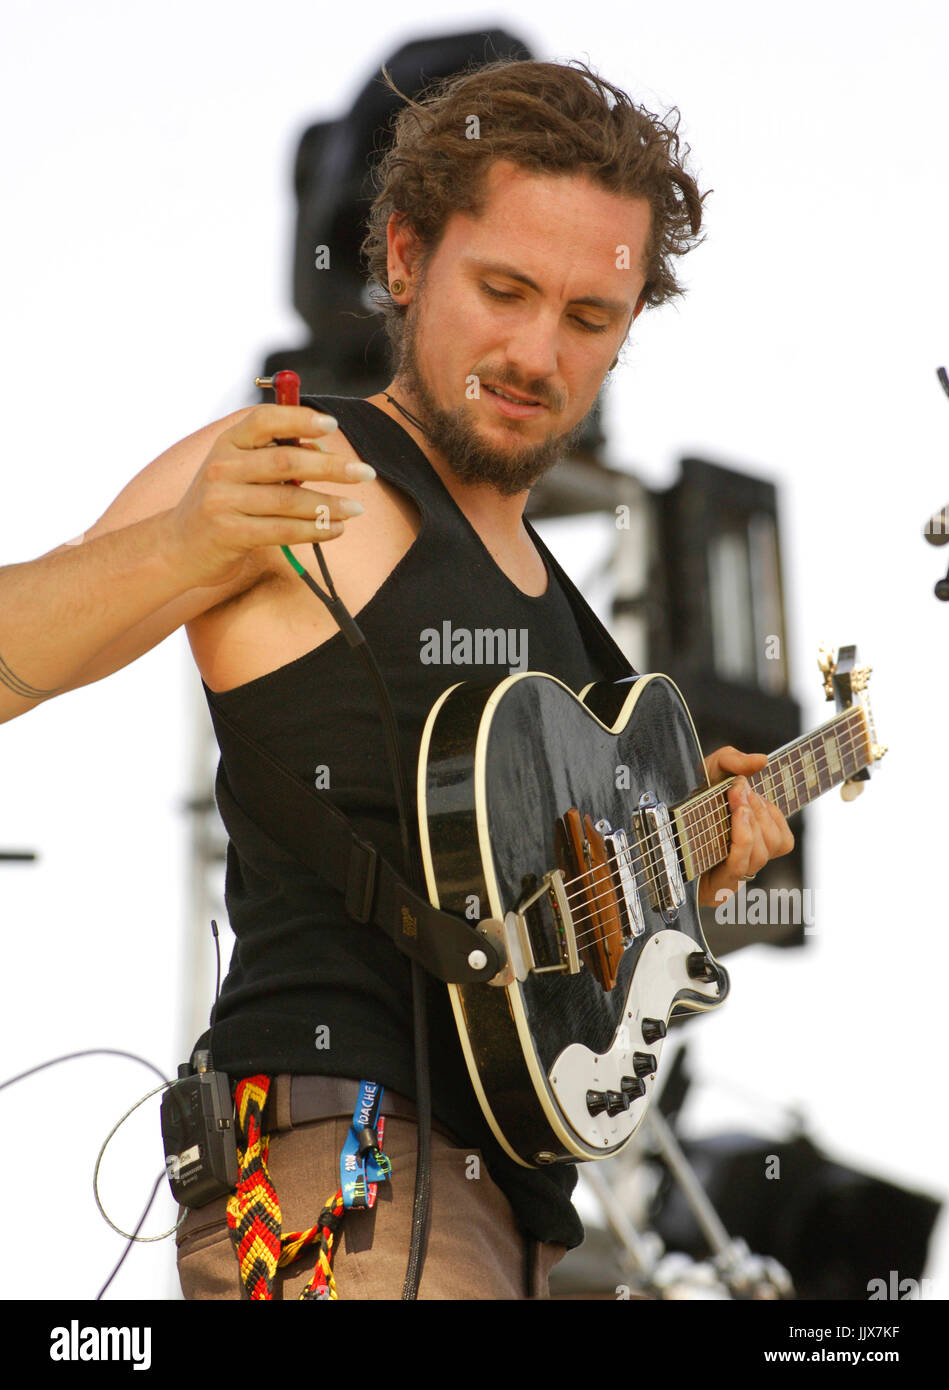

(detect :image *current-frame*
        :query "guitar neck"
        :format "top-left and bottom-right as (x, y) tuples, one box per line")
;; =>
(675, 704), (872, 880)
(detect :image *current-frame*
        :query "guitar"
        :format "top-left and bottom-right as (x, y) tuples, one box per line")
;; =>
(417, 645), (885, 1169)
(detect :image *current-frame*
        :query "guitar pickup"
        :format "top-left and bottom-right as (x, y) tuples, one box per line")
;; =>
(594, 820), (645, 940)
(637, 794), (686, 918)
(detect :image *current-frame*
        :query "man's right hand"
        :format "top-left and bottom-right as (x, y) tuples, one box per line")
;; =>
(164, 405), (376, 589)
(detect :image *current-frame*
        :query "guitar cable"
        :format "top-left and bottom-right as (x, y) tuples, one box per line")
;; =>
(281, 533), (432, 1301)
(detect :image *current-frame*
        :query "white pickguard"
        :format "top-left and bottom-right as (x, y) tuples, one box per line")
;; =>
(548, 928), (723, 1150)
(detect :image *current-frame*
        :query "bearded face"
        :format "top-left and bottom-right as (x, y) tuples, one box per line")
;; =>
(384, 162), (650, 496)
(394, 286), (593, 496)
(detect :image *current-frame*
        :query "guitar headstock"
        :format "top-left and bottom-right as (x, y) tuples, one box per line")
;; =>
(817, 644), (887, 799)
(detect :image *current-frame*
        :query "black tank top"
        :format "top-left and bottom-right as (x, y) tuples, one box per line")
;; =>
(192, 395), (634, 1248)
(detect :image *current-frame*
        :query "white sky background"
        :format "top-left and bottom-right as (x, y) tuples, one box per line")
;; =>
(1, 0), (946, 1301)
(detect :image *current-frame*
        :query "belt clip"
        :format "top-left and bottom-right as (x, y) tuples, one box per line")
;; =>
(354, 1125), (379, 1156)
(340, 1081), (391, 1210)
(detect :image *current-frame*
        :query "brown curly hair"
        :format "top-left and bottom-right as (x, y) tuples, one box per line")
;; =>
(361, 58), (711, 358)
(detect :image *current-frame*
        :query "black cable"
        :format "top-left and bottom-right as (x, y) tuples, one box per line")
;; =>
(297, 540), (432, 1300)
(402, 959), (431, 1300)
(308, 543), (415, 869)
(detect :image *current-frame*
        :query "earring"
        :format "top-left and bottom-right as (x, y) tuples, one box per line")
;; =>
(390, 278), (406, 296)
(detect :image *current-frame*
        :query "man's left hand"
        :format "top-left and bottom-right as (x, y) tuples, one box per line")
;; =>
(697, 746), (795, 909)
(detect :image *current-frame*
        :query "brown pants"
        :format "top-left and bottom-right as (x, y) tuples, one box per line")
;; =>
(176, 1112), (567, 1300)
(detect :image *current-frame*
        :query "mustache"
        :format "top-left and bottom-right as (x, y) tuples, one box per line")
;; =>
(476, 369), (564, 412)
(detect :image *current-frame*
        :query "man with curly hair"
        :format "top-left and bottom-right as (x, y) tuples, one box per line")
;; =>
(0, 58), (793, 1300)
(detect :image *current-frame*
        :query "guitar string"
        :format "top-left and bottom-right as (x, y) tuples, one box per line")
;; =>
(560, 711), (867, 907)
(563, 720), (868, 943)
(593, 708), (868, 889)
(557, 717), (868, 942)
(663, 711), (869, 875)
(593, 711), (870, 899)
(562, 715), (869, 931)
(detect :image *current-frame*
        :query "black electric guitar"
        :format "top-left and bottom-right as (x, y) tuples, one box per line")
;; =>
(417, 644), (885, 1169)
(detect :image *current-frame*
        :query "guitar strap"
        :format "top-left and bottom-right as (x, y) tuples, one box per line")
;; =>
(206, 694), (501, 984)
(523, 519), (639, 686)
(205, 526), (636, 985)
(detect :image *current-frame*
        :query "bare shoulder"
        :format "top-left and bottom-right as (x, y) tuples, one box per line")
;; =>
(187, 437), (423, 695)
(201, 412), (385, 595)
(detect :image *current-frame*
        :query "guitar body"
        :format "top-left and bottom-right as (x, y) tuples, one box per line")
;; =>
(417, 670), (730, 1169)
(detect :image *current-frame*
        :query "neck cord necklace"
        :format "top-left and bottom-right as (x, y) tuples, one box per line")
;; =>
(383, 392), (429, 437)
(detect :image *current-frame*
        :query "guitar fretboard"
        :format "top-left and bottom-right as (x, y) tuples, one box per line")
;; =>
(676, 705), (871, 880)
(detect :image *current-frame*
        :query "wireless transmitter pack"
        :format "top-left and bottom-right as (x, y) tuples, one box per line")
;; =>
(160, 1050), (238, 1208)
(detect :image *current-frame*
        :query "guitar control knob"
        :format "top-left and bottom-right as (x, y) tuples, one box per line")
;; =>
(586, 1090), (608, 1116)
(641, 1017), (667, 1044)
(620, 1075), (646, 1101)
(632, 1052), (657, 1078)
(687, 951), (717, 981)
(606, 1091), (629, 1116)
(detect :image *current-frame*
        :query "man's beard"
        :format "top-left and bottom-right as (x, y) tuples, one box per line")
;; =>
(393, 300), (592, 497)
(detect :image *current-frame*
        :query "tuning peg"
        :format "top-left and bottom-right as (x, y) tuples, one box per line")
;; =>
(851, 664), (872, 692)
(817, 644), (836, 701)
(871, 743), (888, 761)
